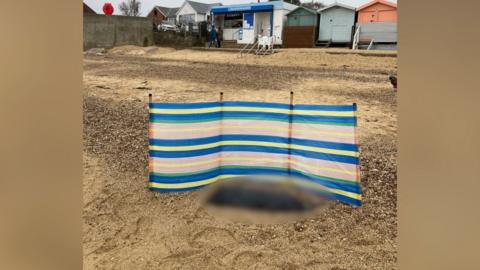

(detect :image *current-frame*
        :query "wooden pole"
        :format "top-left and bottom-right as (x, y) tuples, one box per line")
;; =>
(287, 91), (294, 176)
(219, 92), (223, 102)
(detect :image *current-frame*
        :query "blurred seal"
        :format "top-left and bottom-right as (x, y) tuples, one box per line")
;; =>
(199, 175), (331, 224)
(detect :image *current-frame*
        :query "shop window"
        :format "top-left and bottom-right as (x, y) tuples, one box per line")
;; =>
(224, 13), (243, 28)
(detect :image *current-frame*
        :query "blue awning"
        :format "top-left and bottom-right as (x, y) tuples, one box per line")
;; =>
(211, 3), (274, 14)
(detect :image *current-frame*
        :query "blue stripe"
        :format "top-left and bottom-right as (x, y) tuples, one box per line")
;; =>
(211, 4), (274, 14)
(150, 185), (208, 192)
(290, 149), (358, 164)
(290, 171), (361, 193)
(150, 135), (356, 151)
(150, 136), (221, 146)
(150, 111), (355, 123)
(150, 169), (219, 183)
(292, 114), (356, 124)
(149, 167), (361, 193)
(149, 102), (356, 112)
(150, 111), (222, 120)
(150, 135), (288, 146)
(149, 102), (220, 109)
(150, 146), (222, 158)
(150, 111), (291, 121)
(290, 138), (358, 151)
(150, 145), (358, 164)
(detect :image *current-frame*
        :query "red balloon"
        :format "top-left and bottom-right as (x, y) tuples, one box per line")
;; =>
(103, 3), (114, 15)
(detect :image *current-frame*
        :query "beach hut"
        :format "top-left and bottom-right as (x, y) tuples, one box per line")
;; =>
(284, 6), (318, 48)
(317, 3), (356, 46)
(354, 0), (397, 49)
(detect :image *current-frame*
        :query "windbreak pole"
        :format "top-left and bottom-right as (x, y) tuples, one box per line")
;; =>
(287, 91), (294, 176)
(219, 92), (224, 174)
(148, 93), (153, 175)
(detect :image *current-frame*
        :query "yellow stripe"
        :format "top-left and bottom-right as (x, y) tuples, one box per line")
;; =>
(149, 175), (361, 200)
(149, 107), (354, 117)
(149, 141), (358, 157)
(150, 125), (354, 137)
(151, 157), (357, 176)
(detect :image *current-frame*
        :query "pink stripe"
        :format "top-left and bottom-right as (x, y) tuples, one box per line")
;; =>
(222, 128), (287, 137)
(292, 123), (355, 133)
(222, 159), (287, 168)
(151, 152), (358, 182)
(221, 152), (287, 160)
(222, 119), (288, 128)
(151, 153), (220, 173)
(152, 129), (220, 140)
(150, 122), (220, 140)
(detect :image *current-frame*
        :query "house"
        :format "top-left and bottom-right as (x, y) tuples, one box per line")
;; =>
(355, 0), (397, 49)
(210, 1), (297, 45)
(317, 3), (356, 44)
(83, 2), (96, 14)
(147, 6), (180, 26)
(284, 6), (319, 48)
(177, 0), (220, 25)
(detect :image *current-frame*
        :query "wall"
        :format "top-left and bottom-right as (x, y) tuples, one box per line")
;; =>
(356, 22), (397, 43)
(83, 14), (154, 50)
(284, 26), (315, 48)
(287, 9), (316, 26)
(272, 10), (285, 44)
(153, 31), (206, 47)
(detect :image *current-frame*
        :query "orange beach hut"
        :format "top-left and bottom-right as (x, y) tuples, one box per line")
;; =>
(354, 0), (397, 50)
(357, 0), (397, 23)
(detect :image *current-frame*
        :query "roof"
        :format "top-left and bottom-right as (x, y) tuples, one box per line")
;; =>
(211, 1), (297, 14)
(318, 2), (356, 12)
(286, 6), (318, 16)
(357, 0), (397, 11)
(186, 0), (221, 14)
(83, 2), (96, 14)
(154, 6), (179, 17)
(282, 1), (299, 11)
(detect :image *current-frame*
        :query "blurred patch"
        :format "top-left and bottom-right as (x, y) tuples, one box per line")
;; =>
(200, 175), (331, 224)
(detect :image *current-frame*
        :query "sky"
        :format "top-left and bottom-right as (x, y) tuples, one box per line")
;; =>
(84, 0), (397, 16)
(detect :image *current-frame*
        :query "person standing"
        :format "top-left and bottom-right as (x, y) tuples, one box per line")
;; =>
(217, 26), (223, 48)
(209, 26), (218, 48)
